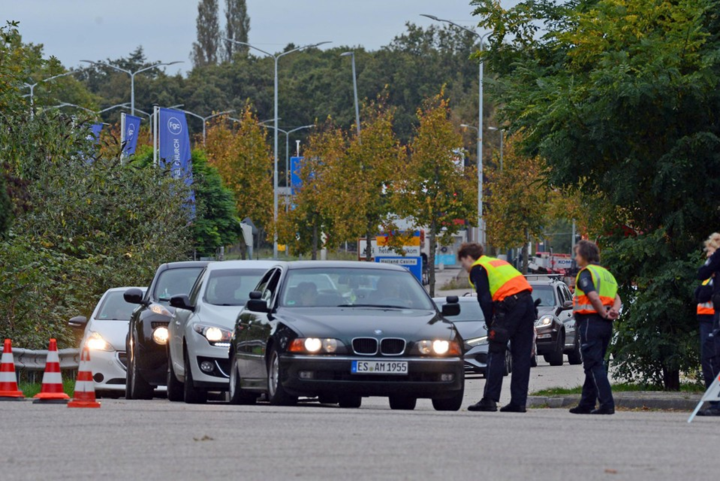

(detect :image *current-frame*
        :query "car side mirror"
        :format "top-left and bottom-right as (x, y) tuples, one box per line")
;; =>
(68, 316), (88, 330)
(246, 299), (270, 313)
(124, 288), (145, 305)
(563, 300), (574, 310)
(249, 291), (263, 300)
(442, 303), (461, 317)
(170, 295), (194, 311)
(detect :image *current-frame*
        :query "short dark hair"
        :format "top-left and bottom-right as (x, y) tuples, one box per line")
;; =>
(457, 242), (484, 261)
(574, 240), (600, 264)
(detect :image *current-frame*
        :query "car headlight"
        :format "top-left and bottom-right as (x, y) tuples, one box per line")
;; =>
(288, 338), (343, 354)
(86, 332), (113, 351)
(466, 336), (488, 347)
(152, 326), (169, 345)
(149, 303), (172, 317)
(417, 340), (462, 356)
(193, 324), (233, 347)
(536, 316), (553, 327)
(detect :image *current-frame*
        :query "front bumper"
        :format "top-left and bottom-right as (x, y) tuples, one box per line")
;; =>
(186, 337), (231, 390)
(87, 349), (127, 392)
(279, 355), (464, 399)
(462, 345), (488, 374)
(535, 326), (560, 353)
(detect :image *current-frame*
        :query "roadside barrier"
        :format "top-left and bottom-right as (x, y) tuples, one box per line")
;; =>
(68, 347), (100, 408)
(33, 339), (71, 404)
(0, 345), (80, 382)
(0, 339), (24, 401)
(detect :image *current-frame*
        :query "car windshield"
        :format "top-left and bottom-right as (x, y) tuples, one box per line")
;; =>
(531, 286), (556, 307)
(434, 301), (484, 322)
(96, 290), (142, 321)
(154, 267), (203, 304)
(280, 267), (434, 310)
(203, 269), (266, 306)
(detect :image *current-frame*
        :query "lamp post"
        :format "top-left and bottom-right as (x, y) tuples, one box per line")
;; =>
(340, 51), (361, 139)
(224, 38), (331, 258)
(488, 126), (504, 171)
(180, 109), (234, 145)
(23, 71), (79, 119)
(421, 14), (491, 245)
(262, 124), (315, 189)
(80, 60), (182, 116)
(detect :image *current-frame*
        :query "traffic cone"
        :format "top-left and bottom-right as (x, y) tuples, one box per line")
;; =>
(67, 347), (100, 408)
(33, 339), (70, 404)
(0, 339), (24, 401)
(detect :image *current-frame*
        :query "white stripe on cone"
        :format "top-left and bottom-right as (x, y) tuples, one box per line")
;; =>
(1, 352), (14, 363)
(0, 372), (17, 382)
(41, 372), (63, 384)
(73, 381), (94, 393)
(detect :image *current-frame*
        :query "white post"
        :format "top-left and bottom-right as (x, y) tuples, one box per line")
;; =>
(153, 106), (158, 166)
(273, 57), (279, 259)
(120, 113), (126, 164)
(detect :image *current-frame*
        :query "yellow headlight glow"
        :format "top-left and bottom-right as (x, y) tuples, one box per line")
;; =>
(86, 332), (110, 351)
(205, 327), (223, 342)
(433, 340), (450, 355)
(304, 338), (322, 353)
(152, 327), (169, 345)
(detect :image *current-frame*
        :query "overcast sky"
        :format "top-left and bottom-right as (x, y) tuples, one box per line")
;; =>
(3, 0), (510, 75)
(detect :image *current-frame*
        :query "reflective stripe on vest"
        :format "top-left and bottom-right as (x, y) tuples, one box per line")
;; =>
(573, 264), (618, 315)
(698, 278), (715, 315)
(468, 256), (532, 302)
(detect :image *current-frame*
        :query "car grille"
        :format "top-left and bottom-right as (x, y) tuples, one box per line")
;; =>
(151, 321), (169, 329)
(380, 338), (406, 355)
(352, 338), (378, 355)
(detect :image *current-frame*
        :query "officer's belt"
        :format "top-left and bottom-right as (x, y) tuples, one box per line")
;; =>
(493, 290), (532, 312)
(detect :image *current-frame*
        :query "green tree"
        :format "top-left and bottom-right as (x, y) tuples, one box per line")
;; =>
(192, 0), (221, 68)
(223, 0), (250, 61)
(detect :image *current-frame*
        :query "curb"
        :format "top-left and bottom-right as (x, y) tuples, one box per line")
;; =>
(528, 392), (702, 411)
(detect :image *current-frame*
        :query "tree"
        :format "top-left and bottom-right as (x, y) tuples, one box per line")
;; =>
(192, 0), (221, 68)
(223, 0), (250, 61)
(474, 0), (720, 388)
(402, 91), (478, 296)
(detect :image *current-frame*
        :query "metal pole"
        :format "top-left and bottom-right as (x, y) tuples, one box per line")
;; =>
(273, 56), (279, 259)
(478, 52), (484, 245)
(286, 131), (290, 192)
(203, 120), (207, 146)
(29, 84), (35, 119)
(572, 219), (576, 250)
(120, 112), (126, 164)
(130, 74), (135, 116)
(153, 106), (158, 166)
(351, 54), (361, 138)
(499, 129), (504, 171)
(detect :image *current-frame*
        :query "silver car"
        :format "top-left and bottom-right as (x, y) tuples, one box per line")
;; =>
(167, 260), (275, 403)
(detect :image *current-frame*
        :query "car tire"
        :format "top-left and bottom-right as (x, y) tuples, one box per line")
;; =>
(127, 336), (154, 400)
(503, 349), (513, 376)
(166, 357), (184, 402)
(183, 348), (207, 404)
(338, 395), (362, 408)
(543, 332), (565, 366)
(266, 346), (297, 406)
(229, 352), (257, 405)
(388, 395), (416, 410)
(530, 352), (538, 368)
(567, 334), (583, 365)
(432, 382), (465, 412)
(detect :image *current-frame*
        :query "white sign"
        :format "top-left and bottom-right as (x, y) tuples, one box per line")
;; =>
(378, 258), (418, 266)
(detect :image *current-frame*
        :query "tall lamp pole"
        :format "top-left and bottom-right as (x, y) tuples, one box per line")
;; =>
(340, 52), (361, 139)
(262, 124), (315, 190)
(421, 14), (491, 245)
(181, 109), (234, 145)
(224, 38), (331, 258)
(80, 60), (182, 116)
(23, 71), (79, 119)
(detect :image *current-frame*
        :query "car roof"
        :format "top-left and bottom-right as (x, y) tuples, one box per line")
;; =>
(159, 261), (211, 270)
(527, 276), (567, 286)
(104, 286), (146, 294)
(204, 260), (277, 271)
(286, 260), (405, 272)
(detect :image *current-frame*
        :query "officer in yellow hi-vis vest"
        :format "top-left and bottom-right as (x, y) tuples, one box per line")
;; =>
(458, 242), (534, 413)
(569, 240), (622, 415)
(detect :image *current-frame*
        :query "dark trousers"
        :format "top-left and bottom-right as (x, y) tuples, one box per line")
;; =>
(483, 295), (535, 407)
(699, 316), (720, 409)
(577, 315), (614, 410)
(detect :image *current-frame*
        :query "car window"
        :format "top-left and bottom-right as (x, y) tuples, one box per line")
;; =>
(557, 287), (566, 304)
(562, 285), (573, 302)
(153, 267), (204, 304)
(531, 286), (555, 307)
(262, 270), (282, 308)
(203, 269), (266, 306)
(434, 301), (484, 322)
(189, 268), (208, 305)
(286, 273), (336, 292)
(96, 291), (142, 321)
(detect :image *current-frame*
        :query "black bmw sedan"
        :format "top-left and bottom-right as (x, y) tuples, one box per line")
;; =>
(229, 261), (465, 411)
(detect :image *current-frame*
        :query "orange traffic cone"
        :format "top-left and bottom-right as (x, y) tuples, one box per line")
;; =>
(33, 339), (70, 404)
(68, 347), (100, 408)
(0, 339), (25, 401)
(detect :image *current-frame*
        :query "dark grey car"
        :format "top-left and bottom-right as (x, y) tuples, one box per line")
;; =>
(529, 276), (582, 366)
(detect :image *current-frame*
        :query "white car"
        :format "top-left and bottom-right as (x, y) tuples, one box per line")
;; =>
(167, 260), (275, 403)
(69, 287), (147, 398)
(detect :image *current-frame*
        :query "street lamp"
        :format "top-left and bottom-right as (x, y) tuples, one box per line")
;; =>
(262, 124), (315, 189)
(488, 126), (504, 171)
(180, 109), (235, 145)
(224, 38), (331, 258)
(228, 117), (278, 125)
(80, 60), (182, 116)
(421, 14), (491, 245)
(340, 51), (361, 139)
(23, 71), (79, 119)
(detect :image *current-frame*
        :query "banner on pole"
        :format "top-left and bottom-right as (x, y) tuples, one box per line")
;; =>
(290, 156), (304, 195)
(158, 108), (194, 210)
(121, 114), (142, 155)
(89, 123), (103, 143)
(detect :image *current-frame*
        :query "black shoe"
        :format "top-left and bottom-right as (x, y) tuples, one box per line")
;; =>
(500, 403), (526, 413)
(591, 406), (615, 415)
(569, 406), (594, 415)
(467, 398), (497, 412)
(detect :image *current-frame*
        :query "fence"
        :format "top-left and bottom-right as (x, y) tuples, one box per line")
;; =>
(0, 347), (80, 382)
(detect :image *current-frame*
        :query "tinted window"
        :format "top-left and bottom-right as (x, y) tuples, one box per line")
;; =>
(154, 267), (203, 303)
(203, 269), (266, 306)
(96, 291), (142, 321)
(434, 300), (484, 322)
(531, 286), (556, 307)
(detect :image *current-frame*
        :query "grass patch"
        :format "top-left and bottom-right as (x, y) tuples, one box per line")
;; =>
(532, 382), (704, 397)
(19, 378), (76, 398)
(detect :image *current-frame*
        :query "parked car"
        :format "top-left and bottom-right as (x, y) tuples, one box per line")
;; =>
(68, 287), (146, 398)
(229, 261), (465, 411)
(124, 261), (209, 399)
(167, 260), (276, 403)
(433, 296), (538, 376)
(528, 275), (582, 366)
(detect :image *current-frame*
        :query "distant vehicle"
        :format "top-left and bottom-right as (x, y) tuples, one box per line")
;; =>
(123, 261), (209, 399)
(68, 287), (146, 398)
(529, 252), (573, 275)
(229, 261), (465, 411)
(167, 261), (275, 403)
(528, 275), (582, 366)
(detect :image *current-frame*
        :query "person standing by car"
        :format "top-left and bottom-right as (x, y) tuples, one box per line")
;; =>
(458, 242), (535, 413)
(697, 233), (720, 328)
(569, 240), (621, 415)
(696, 234), (720, 416)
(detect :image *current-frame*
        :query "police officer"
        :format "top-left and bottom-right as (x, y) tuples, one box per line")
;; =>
(697, 233), (720, 327)
(458, 242), (535, 413)
(696, 233), (720, 416)
(569, 240), (621, 415)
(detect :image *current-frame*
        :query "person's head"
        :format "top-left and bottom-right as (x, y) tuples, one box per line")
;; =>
(704, 233), (720, 258)
(457, 243), (485, 271)
(297, 282), (318, 306)
(574, 240), (600, 268)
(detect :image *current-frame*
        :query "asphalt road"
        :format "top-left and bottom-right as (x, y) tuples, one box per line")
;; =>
(3, 362), (715, 481)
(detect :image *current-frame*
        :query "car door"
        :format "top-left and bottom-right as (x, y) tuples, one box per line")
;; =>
(170, 269), (206, 378)
(246, 269), (282, 384)
(557, 284), (575, 346)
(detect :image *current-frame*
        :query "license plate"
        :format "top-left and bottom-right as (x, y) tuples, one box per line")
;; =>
(351, 360), (408, 375)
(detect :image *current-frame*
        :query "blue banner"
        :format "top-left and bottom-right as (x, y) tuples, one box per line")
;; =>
(290, 156), (304, 195)
(122, 114), (142, 155)
(89, 123), (103, 143)
(158, 108), (194, 211)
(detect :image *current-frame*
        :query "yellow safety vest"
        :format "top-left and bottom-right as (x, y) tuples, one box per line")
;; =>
(468, 256), (532, 302)
(697, 278), (715, 316)
(573, 264), (618, 315)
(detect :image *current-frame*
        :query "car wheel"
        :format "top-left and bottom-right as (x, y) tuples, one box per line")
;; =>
(338, 395), (362, 408)
(530, 351), (538, 368)
(318, 394), (338, 404)
(503, 349), (513, 376)
(183, 348), (207, 404)
(567, 334), (583, 365)
(266, 346), (297, 406)
(166, 356), (184, 402)
(543, 332), (565, 366)
(432, 378), (464, 411)
(388, 395), (417, 410)
(229, 352), (257, 405)
(127, 336), (154, 400)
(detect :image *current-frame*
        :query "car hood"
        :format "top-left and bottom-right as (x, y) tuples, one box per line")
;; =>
(537, 306), (557, 318)
(86, 319), (130, 351)
(275, 307), (459, 341)
(452, 321), (487, 341)
(196, 303), (245, 329)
